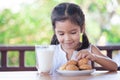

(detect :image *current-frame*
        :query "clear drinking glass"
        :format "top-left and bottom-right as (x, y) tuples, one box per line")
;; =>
(35, 45), (55, 73)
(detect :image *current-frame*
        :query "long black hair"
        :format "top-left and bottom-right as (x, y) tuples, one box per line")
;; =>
(50, 2), (90, 50)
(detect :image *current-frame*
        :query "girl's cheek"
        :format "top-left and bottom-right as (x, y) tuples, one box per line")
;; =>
(57, 37), (63, 43)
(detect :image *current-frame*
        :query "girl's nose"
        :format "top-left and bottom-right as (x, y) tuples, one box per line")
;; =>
(64, 34), (71, 41)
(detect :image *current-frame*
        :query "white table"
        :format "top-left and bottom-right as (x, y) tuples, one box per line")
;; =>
(0, 71), (120, 80)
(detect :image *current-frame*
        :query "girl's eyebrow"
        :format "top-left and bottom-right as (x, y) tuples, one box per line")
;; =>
(56, 28), (78, 32)
(57, 31), (64, 33)
(70, 29), (78, 31)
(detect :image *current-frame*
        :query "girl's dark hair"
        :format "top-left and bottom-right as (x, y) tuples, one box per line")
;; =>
(50, 2), (90, 50)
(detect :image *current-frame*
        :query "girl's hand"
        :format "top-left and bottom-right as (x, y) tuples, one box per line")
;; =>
(76, 49), (96, 61)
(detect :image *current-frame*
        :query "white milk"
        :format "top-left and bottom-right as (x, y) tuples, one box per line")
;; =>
(35, 45), (55, 73)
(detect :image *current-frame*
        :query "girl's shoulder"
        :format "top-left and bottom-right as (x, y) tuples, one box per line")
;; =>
(90, 44), (100, 51)
(54, 44), (60, 50)
(90, 44), (102, 55)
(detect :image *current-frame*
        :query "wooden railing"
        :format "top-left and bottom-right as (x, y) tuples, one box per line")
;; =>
(0, 46), (36, 71)
(0, 45), (120, 71)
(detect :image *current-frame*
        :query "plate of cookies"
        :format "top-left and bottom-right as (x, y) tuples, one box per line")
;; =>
(57, 58), (95, 76)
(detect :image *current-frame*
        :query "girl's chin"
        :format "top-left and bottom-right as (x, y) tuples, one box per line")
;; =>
(64, 45), (75, 49)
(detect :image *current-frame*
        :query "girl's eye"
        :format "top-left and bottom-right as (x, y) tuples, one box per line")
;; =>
(71, 32), (76, 34)
(59, 33), (64, 35)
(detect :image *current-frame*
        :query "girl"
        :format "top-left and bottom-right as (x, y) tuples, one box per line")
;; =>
(45, 2), (118, 75)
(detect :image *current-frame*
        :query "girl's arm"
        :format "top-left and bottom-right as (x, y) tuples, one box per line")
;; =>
(77, 45), (118, 71)
(91, 45), (118, 71)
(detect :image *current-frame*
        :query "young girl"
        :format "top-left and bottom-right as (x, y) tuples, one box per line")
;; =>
(43, 2), (117, 75)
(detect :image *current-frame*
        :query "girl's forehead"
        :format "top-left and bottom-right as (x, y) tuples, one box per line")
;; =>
(55, 20), (81, 31)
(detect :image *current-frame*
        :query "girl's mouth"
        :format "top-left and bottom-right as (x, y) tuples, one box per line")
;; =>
(65, 42), (74, 46)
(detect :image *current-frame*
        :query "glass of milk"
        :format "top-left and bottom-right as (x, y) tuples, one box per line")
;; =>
(35, 45), (55, 73)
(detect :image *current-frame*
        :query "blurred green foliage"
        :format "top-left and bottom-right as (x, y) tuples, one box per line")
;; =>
(0, 0), (120, 45)
(0, 0), (120, 66)
(25, 51), (36, 66)
(7, 51), (19, 66)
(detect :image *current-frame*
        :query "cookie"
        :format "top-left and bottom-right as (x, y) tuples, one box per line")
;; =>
(67, 60), (78, 65)
(66, 64), (79, 70)
(78, 58), (89, 66)
(79, 64), (92, 70)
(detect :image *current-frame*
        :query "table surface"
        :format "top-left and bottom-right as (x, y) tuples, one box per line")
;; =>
(0, 71), (120, 80)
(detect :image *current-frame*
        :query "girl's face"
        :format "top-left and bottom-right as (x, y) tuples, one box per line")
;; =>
(55, 20), (82, 50)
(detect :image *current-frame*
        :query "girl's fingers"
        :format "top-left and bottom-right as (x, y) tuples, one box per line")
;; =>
(81, 53), (86, 58)
(86, 55), (91, 60)
(77, 52), (87, 60)
(76, 50), (91, 60)
(86, 54), (96, 61)
(76, 53), (82, 60)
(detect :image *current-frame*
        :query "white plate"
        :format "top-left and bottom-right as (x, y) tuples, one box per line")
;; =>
(56, 69), (95, 76)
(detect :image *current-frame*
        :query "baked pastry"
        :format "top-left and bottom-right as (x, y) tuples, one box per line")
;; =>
(59, 63), (68, 70)
(78, 58), (89, 66)
(59, 60), (78, 70)
(66, 64), (79, 70)
(67, 60), (77, 65)
(79, 64), (92, 70)
(59, 58), (92, 71)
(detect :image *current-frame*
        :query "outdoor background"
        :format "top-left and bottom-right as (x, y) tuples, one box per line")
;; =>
(0, 0), (120, 67)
